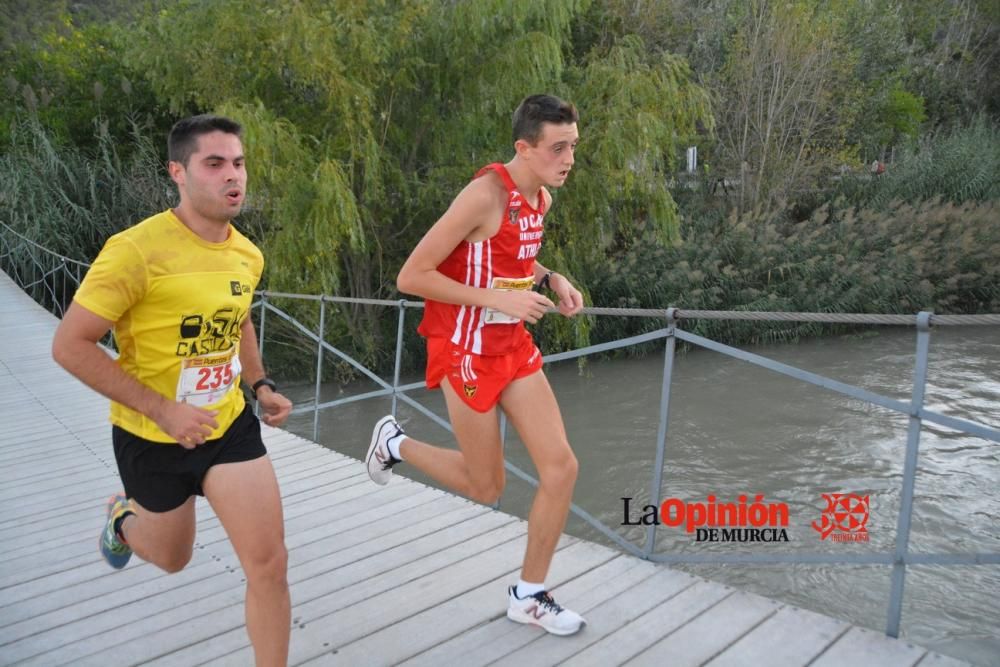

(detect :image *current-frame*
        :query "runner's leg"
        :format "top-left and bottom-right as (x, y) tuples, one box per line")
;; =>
(498, 370), (578, 582)
(203, 456), (289, 667)
(399, 380), (506, 504)
(120, 497), (197, 573)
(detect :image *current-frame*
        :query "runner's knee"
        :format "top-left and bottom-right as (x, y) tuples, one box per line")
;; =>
(242, 542), (288, 588)
(468, 476), (505, 504)
(155, 546), (193, 574)
(538, 449), (578, 491)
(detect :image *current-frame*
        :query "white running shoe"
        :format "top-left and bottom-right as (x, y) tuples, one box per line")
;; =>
(366, 415), (403, 486)
(506, 586), (586, 636)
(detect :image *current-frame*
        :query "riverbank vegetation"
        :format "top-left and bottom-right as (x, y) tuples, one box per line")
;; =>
(2, 0), (998, 377)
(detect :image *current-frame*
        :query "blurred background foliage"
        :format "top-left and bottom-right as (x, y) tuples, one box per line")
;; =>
(2, 0), (998, 380)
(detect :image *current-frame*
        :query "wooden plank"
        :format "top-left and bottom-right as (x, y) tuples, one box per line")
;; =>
(0, 459), (113, 502)
(0, 468), (109, 504)
(0, 518), (103, 564)
(398, 554), (655, 667)
(0, 485), (450, 630)
(705, 606), (851, 666)
(66, 515), (533, 666)
(0, 548), (109, 595)
(624, 590), (781, 667)
(0, 434), (98, 459)
(1, 484), (122, 521)
(0, 466), (109, 503)
(199, 524), (556, 667)
(811, 626), (928, 667)
(565, 579), (734, 666)
(9, 498), (490, 665)
(401, 555), (656, 667)
(914, 652), (973, 666)
(0, 422), (84, 444)
(0, 502), (110, 543)
(304, 539), (619, 666)
(457, 563), (698, 667)
(2, 555), (240, 665)
(143, 505), (505, 666)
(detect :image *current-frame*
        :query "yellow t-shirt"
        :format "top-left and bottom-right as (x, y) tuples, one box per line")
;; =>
(74, 209), (264, 443)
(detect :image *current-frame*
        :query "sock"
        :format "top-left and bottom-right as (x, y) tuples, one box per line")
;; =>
(516, 579), (545, 599)
(113, 510), (135, 545)
(386, 432), (406, 461)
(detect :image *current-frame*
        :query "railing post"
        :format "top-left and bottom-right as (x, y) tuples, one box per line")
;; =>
(255, 292), (268, 417)
(312, 298), (327, 442)
(886, 310), (933, 637)
(391, 300), (407, 415)
(644, 308), (678, 558)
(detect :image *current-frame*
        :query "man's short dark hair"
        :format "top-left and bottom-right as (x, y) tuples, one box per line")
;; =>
(168, 115), (242, 166)
(512, 94), (578, 145)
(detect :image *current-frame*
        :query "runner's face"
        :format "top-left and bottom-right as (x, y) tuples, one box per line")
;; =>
(527, 122), (578, 188)
(172, 131), (246, 223)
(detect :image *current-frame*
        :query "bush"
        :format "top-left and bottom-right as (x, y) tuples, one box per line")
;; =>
(0, 115), (272, 261)
(0, 115), (170, 260)
(592, 198), (1000, 349)
(836, 117), (1000, 209)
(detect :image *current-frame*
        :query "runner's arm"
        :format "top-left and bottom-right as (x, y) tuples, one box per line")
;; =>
(533, 189), (583, 317)
(397, 178), (554, 321)
(533, 261), (584, 317)
(397, 179), (501, 307)
(52, 302), (218, 445)
(238, 318), (292, 426)
(52, 302), (172, 421)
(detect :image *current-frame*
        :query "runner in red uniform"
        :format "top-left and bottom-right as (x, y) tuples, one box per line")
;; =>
(366, 94), (587, 635)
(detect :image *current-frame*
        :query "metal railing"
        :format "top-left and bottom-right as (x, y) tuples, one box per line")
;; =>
(3, 220), (999, 639)
(0, 222), (89, 318)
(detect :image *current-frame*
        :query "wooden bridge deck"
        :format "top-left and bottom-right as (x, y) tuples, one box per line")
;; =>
(0, 271), (969, 666)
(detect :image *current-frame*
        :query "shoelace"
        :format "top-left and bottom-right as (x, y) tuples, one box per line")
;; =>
(380, 428), (403, 470)
(530, 591), (564, 614)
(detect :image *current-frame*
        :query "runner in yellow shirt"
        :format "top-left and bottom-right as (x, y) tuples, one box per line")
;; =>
(52, 115), (293, 667)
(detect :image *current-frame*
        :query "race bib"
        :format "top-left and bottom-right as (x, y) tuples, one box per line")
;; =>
(484, 276), (535, 325)
(175, 349), (241, 407)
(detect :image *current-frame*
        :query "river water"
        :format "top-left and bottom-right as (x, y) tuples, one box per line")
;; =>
(282, 325), (999, 665)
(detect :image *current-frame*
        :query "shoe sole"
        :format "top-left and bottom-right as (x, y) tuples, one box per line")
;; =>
(366, 415), (396, 486)
(506, 608), (585, 636)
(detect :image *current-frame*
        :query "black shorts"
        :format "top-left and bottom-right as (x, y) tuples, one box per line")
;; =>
(112, 403), (267, 512)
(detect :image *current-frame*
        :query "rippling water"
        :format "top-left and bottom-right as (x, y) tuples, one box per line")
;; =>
(284, 325), (999, 665)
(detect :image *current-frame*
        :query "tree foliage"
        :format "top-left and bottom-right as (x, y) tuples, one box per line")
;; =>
(109, 0), (711, 368)
(595, 196), (1000, 348)
(2, 0), (997, 379)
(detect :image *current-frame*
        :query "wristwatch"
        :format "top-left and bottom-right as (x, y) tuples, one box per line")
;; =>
(534, 271), (556, 293)
(250, 377), (277, 399)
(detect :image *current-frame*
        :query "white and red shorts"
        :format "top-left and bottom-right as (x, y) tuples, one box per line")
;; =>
(425, 330), (543, 412)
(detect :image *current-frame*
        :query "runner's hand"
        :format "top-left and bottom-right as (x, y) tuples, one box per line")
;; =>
(256, 388), (293, 427)
(153, 401), (219, 449)
(492, 290), (555, 324)
(551, 274), (584, 317)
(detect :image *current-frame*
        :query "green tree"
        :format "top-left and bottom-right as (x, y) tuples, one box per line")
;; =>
(710, 1), (859, 214)
(1, 12), (168, 151)
(120, 0), (711, 369)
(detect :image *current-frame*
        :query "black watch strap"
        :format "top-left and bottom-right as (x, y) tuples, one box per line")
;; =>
(533, 271), (555, 293)
(251, 377), (277, 399)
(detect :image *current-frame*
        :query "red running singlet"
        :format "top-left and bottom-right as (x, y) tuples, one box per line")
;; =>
(417, 163), (546, 355)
